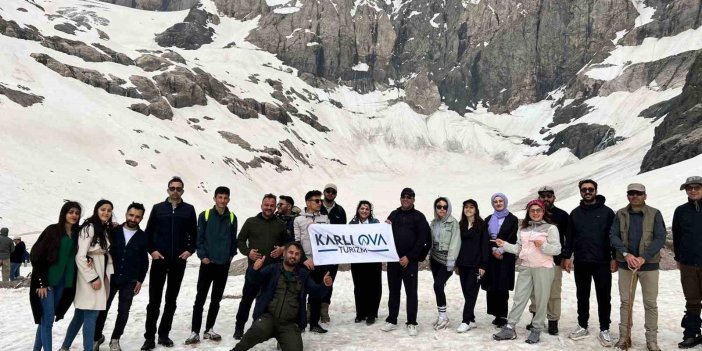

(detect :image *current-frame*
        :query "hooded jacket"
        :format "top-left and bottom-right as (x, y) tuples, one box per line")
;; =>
(0, 229), (14, 260)
(429, 198), (461, 270)
(563, 195), (616, 264)
(503, 220), (561, 268)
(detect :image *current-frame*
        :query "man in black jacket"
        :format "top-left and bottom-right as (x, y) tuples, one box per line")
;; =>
(231, 242), (332, 351)
(95, 202), (150, 351)
(318, 183), (347, 323)
(142, 177), (197, 350)
(527, 186), (569, 335)
(562, 179), (616, 347)
(380, 187), (430, 336)
(673, 176), (702, 348)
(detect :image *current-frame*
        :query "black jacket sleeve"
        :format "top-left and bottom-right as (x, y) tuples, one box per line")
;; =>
(186, 205), (198, 254)
(145, 205), (158, 254)
(562, 213), (575, 259)
(409, 212), (431, 261)
(673, 207), (681, 261)
(480, 226), (490, 270)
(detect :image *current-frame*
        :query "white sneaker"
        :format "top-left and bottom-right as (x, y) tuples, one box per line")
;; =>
(598, 330), (614, 347)
(380, 322), (398, 332)
(434, 317), (449, 330)
(203, 329), (222, 341)
(407, 324), (418, 336)
(184, 332), (200, 345)
(109, 339), (121, 351)
(569, 326), (589, 340)
(456, 322), (477, 333)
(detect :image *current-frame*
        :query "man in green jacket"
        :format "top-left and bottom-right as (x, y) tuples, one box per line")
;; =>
(185, 186), (238, 344)
(610, 183), (666, 351)
(234, 193), (289, 339)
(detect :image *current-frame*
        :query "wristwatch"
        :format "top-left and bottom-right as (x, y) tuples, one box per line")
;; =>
(622, 252), (629, 257)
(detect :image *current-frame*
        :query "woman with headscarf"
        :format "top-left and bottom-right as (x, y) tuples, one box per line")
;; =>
(480, 193), (518, 327)
(454, 199), (489, 333)
(349, 200), (382, 325)
(493, 199), (561, 344)
(429, 197), (461, 330)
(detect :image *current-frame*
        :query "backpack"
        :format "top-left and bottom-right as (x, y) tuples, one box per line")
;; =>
(204, 209), (235, 224)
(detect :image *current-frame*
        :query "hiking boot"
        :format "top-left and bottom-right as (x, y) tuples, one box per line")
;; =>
(493, 324), (517, 341)
(309, 325), (328, 333)
(233, 328), (244, 340)
(366, 317), (376, 325)
(615, 337), (631, 350)
(380, 322), (398, 332)
(140, 339), (155, 351)
(569, 326), (589, 340)
(456, 322), (477, 333)
(204, 329), (222, 341)
(93, 334), (105, 350)
(679, 336), (702, 348)
(109, 339), (121, 351)
(184, 332), (200, 345)
(321, 303), (330, 323)
(597, 330), (614, 347)
(433, 317), (449, 330)
(647, 340), (661, 351)
(157, 336), (174, 347)
(355, 316), (365, 323)
(548, 320), (559, 335)
(407, 324), (418, 337)
(525, 329), (541, 344)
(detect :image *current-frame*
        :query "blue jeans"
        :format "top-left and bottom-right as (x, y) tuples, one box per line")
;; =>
(62, 309), (99, 351)
(33, 280), (66, 351)
(10, 262), (20, 280)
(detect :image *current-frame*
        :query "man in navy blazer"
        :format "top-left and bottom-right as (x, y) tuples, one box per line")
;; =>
(95, 202), (150, 351)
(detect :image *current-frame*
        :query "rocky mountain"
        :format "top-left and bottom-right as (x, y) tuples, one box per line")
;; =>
(0, 0), (701, 231)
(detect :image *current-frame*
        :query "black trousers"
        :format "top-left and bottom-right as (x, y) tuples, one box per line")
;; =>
(574, 261), (611, 331)
(95, 280), (137, 340)
(308, 264), (334, 326)
(386, 261), (419, 325)
(192, 262), (230, 333)
(486, 289), (509, 319)
(430, 259), (453, 308)
(144, 259), (186, 340)
(458, 267), (481, 323)
(351, 262), (382, 319)
(233, 313), (302, 351)
(235, 265), (262, 331)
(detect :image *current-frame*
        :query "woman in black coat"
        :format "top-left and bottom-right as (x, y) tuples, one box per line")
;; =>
(30, 201), (81, 351)
(480, 193), (518, 327)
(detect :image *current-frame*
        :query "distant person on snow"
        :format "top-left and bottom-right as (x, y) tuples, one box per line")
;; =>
(11, 235), (27, 281)
(493, 199), (561, 344)
(230, 242), (332, 351)
(0, 227), (15, 282)
(674, 176), (702, 349)
(610, 183), (666, 351)
(428, 197), (461, 331)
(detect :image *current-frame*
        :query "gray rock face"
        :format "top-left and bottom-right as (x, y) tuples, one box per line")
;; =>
(93, 43), (135, 66)
(0, 85), (44, 106)
(98, 0), (198, 11)
(155, 5), (219, 50)
(405, 71), (441, 114)
(135, 54), (173, 72)
(161, 50), (186, 64)
(547, 123), (623, 159)
(641, 51), (702, 172)
(152, 67), (208, 107)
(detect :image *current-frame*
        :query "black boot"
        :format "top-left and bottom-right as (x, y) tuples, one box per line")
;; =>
(548, 320), (559, 335)
(525, 312), (536, 330)
(679, 336), (702, 349)
(680, 312), (702, 349)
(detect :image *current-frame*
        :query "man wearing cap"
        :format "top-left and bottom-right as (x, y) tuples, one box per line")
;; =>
(673, 176), (702, 348)
(526, 186), (569, 335)
(318, 183), (347, 323)
(610, 183), (666, 351)
(0, 227), (15, 282)
(10, 235), (26, 281)
(380, 188), (431, 336)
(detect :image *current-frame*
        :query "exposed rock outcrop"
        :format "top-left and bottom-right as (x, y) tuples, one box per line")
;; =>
(547, 123), (623, 159)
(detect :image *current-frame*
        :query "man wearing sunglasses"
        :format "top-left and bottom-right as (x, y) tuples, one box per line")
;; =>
(318, 183), (347, 323)
(293, 190), (330, 333)
(276, 195), (297, 242)
(381, 188), (431, 336)
(672, 176), (702, 349)
(142, 176), (198, 350)
(610, 183), (666, 351)
(562, 179), (616, 347)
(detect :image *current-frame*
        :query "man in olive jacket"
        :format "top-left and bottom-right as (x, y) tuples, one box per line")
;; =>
(234, 193), (289, 339)
(610, 183), (666, 351)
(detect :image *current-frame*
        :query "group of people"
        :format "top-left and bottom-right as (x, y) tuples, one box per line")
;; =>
(22, 175), (702, 351)
(0, 227), (28, 281)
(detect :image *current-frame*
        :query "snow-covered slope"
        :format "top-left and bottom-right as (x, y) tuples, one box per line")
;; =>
(0, 0), (701, 234)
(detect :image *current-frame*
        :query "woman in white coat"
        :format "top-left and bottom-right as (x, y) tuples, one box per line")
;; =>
(60, 200), (114, 351)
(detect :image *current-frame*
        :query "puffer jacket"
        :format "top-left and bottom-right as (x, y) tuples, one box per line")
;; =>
(503, 220), (561, 268)
(293, 211), (329, 258)
(429, 198), (461, 270)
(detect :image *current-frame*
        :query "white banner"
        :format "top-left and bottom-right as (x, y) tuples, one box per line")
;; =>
(308, 223), (399, 265)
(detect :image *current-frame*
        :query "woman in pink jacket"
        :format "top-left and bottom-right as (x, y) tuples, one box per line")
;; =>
(492, 199), (561, 344)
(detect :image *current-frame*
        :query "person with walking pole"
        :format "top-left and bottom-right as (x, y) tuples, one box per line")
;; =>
(610, 183), (666, 351)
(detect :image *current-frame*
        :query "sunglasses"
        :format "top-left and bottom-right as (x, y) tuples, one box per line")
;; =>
(627, 191), (645, 197)
(580, 187), (596, 193)
(538, 193), (554, 198)
(436, 205), (448, 210)
(685, 185), (702, 191)
(308, 199), (322, 204)
(168, 187), (184, 192)
(401, 194), (414, 199)
(325, 189), (337, 195)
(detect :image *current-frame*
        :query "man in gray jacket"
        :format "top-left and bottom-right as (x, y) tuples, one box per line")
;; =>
(610, 183), (666, 351)
(0, 227), (15, 282)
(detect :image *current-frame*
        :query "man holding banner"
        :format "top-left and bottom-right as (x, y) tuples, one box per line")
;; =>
(381, 188), (431, 336)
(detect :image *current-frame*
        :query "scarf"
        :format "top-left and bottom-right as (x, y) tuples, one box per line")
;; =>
(488, 193), (510, 235)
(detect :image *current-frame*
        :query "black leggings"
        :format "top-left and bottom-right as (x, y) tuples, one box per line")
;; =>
(430, 258), (453, 307)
